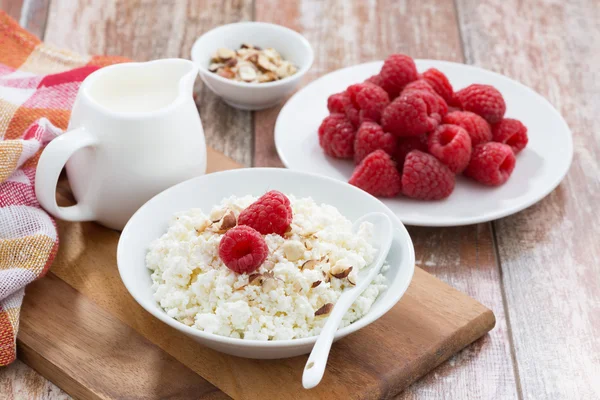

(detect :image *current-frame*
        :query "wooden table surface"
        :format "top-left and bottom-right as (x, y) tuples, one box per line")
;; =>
(1, 0), (598, 399)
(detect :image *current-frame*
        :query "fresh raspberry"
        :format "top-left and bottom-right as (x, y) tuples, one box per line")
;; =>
(427, 124), (472, 173)
(327, 91), (350, 114)
(395, 136), (428, 168)
(349, 150), (401, 197)
(403, 80), (448, 117)
(344, 104), (360, 127)
(238, 190), (293, 236)
(219, 226), (268, 274)
(354, 122), (396, 164)
(379, 54), (418, 98)
(464, 142), (516, 186)
(422, 68), (454, 104)
(443, 111), (492, 146)
(403, 79), (437, 96)
(455, 84), (506, 124)
(381, 90), (443, 137)
(401, 150), (455, 200)
(347, 83), (390, 124)
(365, 74), (384, 87)
(326, 91), (359, 126)
(491, 118), (528, 154)
(318, 114), (356, 158)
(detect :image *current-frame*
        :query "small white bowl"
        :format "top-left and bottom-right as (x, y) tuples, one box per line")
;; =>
(117, 168), (415, 359)
(190, 22), (314, 110)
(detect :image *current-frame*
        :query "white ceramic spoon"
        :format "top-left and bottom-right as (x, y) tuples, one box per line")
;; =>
(302, 212), (393, 389)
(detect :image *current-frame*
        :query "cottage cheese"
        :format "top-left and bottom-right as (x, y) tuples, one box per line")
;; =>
(146, 195), (388, 340)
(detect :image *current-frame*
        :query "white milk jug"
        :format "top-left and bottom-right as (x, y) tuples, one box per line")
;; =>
(36, 59), (206, 230)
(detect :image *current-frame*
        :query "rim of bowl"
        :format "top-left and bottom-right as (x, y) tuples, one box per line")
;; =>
(117, 168), (415, 349)
(190, 22), (314, 88)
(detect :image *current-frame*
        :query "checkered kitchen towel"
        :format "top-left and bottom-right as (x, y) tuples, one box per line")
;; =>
(0, 11), (127, 365)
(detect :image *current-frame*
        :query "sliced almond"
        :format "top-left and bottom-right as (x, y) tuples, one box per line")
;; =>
(303, 240), (313, 250)
(194, 219), (211, 234)
(263, 271), (274, 279)
(257, 71), (277, 83)
(283, 225), (293, 238)
(311, 280), (322, 288)
(240, 43), (252, 49)
(315, 303), (333, 316)
(216, 48), (236, 60)
(262, 278), (278, 293)
(263, 48), (279, 61)
(210, 208), (227, 221)
(246, 53), (259, 65)
(293, 281), (303, 293)
(330, 264), (353, 279)
(239, 64), (257, 82)
(249, 273), (265, 286)
(276, 63), (291, 79)
(301, 260), (317, 270)
(217, 68), (235, 79)
(263, 260), (275, 271)
(212, 210), (236, 233)
(347, 275), (356, 286)
(225, 58), (237, 68)
(257, 54), (276, 72)
(208, 63), (223, 72)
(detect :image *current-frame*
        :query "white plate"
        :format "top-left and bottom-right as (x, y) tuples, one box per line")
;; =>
(275, 60), (573, 227)
(117, 168), (415, 359)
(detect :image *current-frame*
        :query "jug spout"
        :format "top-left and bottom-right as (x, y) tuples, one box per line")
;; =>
(82, 58), (198, 116)
(139, 58), (198, 102)
(165, 58), (199, 98)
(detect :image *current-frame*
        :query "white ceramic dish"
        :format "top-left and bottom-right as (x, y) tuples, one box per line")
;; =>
(275, 60), (574, 227)
(191, 22), (314, 110)
(117, 168), (415, 359)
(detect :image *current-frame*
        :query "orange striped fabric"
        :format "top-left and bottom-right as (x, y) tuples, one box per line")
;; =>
(0, 11), (128, 366)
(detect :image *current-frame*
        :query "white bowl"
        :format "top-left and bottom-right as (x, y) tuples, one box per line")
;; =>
(117, 168), (415, 359)
(190, 22), (314, 110)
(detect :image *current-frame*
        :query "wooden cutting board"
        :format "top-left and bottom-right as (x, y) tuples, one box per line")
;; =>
(17, 147), (495, 400)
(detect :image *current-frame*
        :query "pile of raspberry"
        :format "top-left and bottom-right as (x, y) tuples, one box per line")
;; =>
(319, 54), (528, 200)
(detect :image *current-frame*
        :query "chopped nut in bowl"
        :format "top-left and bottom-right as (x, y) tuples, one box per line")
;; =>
(209, 44), (298, 83)
(191, 22), (313, 110)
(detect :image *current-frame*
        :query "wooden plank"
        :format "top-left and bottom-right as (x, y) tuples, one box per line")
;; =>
(47, 213), (494, 399)
(18, 274), (229, 400)
(44, 0), (254, 167)
(253, 1), (519, 399)
(456, 0), (600, 398)
(0, 0), (49, 39)
(0, 360), (70, 400)
(0, 0), (25, 22)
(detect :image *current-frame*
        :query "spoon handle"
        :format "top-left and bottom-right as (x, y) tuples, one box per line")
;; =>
(302, 212), (393, 389)
(302, 294), (355, 389)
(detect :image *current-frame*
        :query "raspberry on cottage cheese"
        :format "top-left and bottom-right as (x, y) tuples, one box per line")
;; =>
(146, 194), (388, 340)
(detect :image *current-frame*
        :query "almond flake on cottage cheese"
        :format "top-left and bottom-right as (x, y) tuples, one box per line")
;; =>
(146, 195), (388, 340)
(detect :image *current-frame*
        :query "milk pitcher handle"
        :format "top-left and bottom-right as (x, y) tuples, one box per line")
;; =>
(35, 127), (98, 221)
